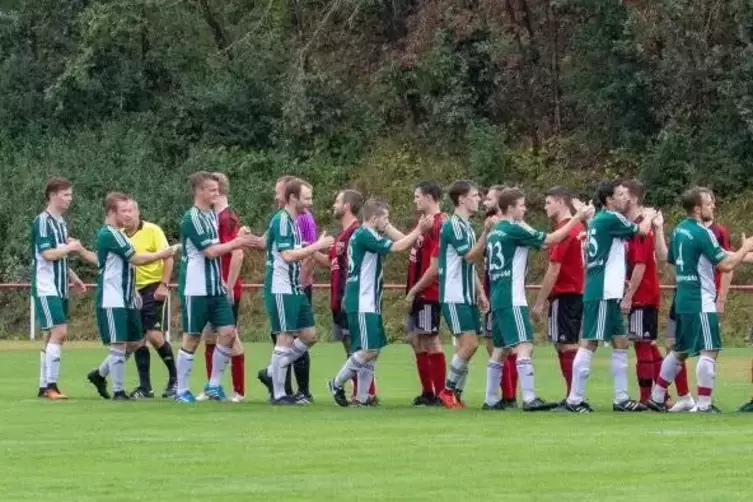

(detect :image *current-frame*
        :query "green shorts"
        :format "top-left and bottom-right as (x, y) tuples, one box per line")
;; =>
(96, 308), (143, 345)
(347, 312), (387, 352)
(181, 295), (235, 335)
(441, 303), (481, 336)
(34, 296), (68, 330)
(582, 299), (626, 341)
(265, 293), (315, 334)
(492, 306), (534, 349)
(674, 312), (722, 356)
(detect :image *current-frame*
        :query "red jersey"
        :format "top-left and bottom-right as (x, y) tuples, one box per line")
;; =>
(406, 213), (445, 303)
(217, 206), (242, 300)
(709, 223), (732, 292)
(329, 221), (359, 313)
(626, 217), (660, 308)
(548, 219), (585, 298)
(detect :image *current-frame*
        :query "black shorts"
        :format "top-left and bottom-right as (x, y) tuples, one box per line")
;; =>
(405, 300), (441, 335)
(548, 294), (583, 344)
(138, 283), (167, 333)
(231, 300), (240, 326)
(629, 306), (659, 341)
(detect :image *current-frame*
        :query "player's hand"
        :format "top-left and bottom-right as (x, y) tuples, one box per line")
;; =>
(741, 233), (753, 252)
(227, 288), (235, 305)
(70, 277), (86, 295)
(620, 296), (632, 315)
(532, 301), (545, 322)
(316, 232), (335, 250)
(238, 226), (251, 237)
(652, 210), (664, 229)
(417, 215), (433, 233)
(716, 297), (726, 315)
(478, 295), (490, 315)
(154, 282), (169, 302)
(573, 199), (595, 221)
(642, 207), (657, 222)
(484, 216), (500, 232)
(163, 244), (181, 257)
(404, 289), (416, 311)
(67, 238), (83, 252)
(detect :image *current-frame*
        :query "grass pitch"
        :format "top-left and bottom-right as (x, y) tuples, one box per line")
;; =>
(2, 341), (753, 501)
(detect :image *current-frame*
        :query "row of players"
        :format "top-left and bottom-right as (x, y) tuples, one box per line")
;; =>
(30, 174), (753, 412)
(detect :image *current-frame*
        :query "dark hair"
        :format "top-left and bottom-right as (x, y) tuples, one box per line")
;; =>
(414, 180), (442, 202)
(188, 171), (219, 192)
(545, 186), (572, 205)
(596, 180), (623, 207)
(448, 180), (476, 206)
(622, 179), (645, 204)
(105, 192), (130, 214)
(498, 188), (525, 214)
(284, 178), (312, 202)
(682, 187), (713, 215)
(362, 198), (389, 220)
(45, 177), (72, 201)
(340, 190), (363, 216)
(487, 184), (508, 193)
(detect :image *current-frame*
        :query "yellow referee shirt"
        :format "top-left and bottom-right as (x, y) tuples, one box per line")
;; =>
(126, 221), (170, 289)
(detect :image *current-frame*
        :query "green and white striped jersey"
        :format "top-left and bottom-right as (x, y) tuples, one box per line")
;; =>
(179, 207), (225, 297)
(583, 210), (639, 301)
(438, 214), (477, 305)
(96, 225), (136, 309)
(669, 218), (728, 314)
(31, 212), (69, 299)
(487, 220), (545, 309)
(264, 209), (303, 296)
(343, 227), (393, 313)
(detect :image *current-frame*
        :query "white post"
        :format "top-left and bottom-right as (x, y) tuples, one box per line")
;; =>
(30, 296), (36, 341)
(165, 290), (171, 343)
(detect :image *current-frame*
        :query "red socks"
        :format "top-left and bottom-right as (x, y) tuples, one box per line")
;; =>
(675, 361), (690, 396)
(634, 342), (654, 402)
(557, 349), (576, 396)
(429, 352), (446, 397)
(231, 354), (245, 396)
(502, 353), (518, 400)
(416, 352), (434, 395)
(204, 343), (216, 380)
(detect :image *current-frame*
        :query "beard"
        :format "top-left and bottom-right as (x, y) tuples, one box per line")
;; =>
(333, 208), (344, 220)
(485, 206), (499, 218)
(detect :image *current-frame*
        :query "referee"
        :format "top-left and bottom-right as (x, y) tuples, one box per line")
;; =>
(123, 200), (178, 398)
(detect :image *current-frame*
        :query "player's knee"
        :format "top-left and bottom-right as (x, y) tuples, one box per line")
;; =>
(50, 325), (68, 343)
(182, 335), (200, 352)
(299, 329), (317, 345)
(146, 330), (165, 347)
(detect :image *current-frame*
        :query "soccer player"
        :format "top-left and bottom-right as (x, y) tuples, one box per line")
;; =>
(481, 185), (519, 407)
(174, 172), (259, 403)
(121, 200), (178, 399)
(620, 180), (662, 405)
(32, 178), (89, 399)
(435, 181), (490, 409)
(296, 185), (318, 403)
(328, 200), (432, 407)
(484, 188), (593, 411)
(313, 189), (378, 402)
(532, 187), (585, 401)
(561, 180), (656, 413)
(258, 178), (333, 405)
(646, 187), (753, 413)
(85, 193), (178, 400)
(197, 173), (248, 403)
(404, 181), (447, 406)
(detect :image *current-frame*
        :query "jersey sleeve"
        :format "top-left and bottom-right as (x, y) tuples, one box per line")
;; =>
(443, 219), (472, 256)
(271, 215), (296, 251)
(218, 212), (239, 244)
(153, 225), (169, 251)
(701, 230), (728, 266)
(296, 212), (318, 245)
(356, 229), (393, 256)
(33, 217), (55, 253)
(103, 229), (135, 260)
(511, 223), (546, 249)
(716, 225), (732, 251)
(181, 214), (215, 251)
(609, 212), (639, 238)
(548, 238), (567, 262)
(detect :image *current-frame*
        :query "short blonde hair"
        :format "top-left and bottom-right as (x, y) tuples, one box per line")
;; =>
(212, 172), (230, 196)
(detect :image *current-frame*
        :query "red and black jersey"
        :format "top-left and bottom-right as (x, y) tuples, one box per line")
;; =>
(329, 221), (359, 313)
(406, 213), (446, 302)
(626, 217), (660, 308)
(709, 223), (732, 291)
(217, 206), (242, 300)
(548, 219), (585, 298)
